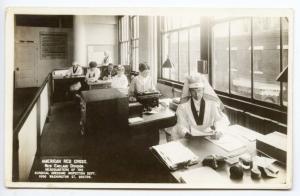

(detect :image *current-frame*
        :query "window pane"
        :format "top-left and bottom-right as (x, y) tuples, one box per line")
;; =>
(230, 18), (251, 97)
(162, 32), (179, 81)
(189, 27), (201, 75)
(282, 17), (289, 106)
(169, 32), (179, 81)
(179, 30), (189, 82)
(253, 17), (280, 104)
(212, 22), (229, 93)
(162, 33), (170, 79)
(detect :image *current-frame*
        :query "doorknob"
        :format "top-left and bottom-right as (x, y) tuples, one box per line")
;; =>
(16, 67), (19, 71)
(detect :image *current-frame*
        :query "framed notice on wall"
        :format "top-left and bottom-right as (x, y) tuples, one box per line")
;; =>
(40, 32), (67, 59)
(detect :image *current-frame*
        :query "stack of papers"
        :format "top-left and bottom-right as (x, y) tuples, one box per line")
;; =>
(151, 141), (199, 171)
(128, 117), (144, 124)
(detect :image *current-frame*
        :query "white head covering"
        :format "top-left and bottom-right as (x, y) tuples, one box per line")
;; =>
(72, 61), (79, 66)
(181, 73), (222, 106)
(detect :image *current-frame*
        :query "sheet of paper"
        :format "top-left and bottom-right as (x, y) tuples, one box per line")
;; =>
(128, 117), (144, 124)
(190, 126), (215, 137)
(179, 167), (228, 184)
(253, 156), (276, 168)
(205, 133), (245, 152)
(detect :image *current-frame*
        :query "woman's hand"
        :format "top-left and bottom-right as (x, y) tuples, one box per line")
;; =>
(129, 96), (137, 102)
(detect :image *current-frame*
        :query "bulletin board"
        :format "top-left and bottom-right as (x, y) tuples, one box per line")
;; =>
(87, 44), (117, 65)
(40, 32), (68, 59)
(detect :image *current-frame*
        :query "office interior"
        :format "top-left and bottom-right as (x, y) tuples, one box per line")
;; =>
(12, 14), (289, 185)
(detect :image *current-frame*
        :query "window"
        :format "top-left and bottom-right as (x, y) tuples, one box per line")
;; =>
(212, 17), (288, 107)
(253, 18), (280, 104)
(230, 18), (251, 98)
(212, 22), (229, 93)
(132, 16), (139, 71)
(119, 16), (139, 70)
(160, 16), (201, 83)
(189, 27), (201, 75)
(119, 16), (130, 65)
(282, 17), (289, 106)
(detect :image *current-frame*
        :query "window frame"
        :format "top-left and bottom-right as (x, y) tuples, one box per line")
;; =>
(159, 16), (202, 84)
(118, 16), (139, 70)
(211, 17), (288, 112)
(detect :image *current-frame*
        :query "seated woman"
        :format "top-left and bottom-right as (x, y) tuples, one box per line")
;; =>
(66, 62), (84, 96)
(128, 62), (156, 101)
(111, 65), (128, 89)
(85, 61), (100, 83)
(170, 73), (229, 141)
(100, 63), (116, 80)
(67, 61), (83, 77)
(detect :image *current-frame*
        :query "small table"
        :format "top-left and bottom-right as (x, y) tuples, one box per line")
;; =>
(128, 105), (177, 149)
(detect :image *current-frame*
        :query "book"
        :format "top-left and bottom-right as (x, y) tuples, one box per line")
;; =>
(151, 141), (199, 171)
(128, 117), (144, 124)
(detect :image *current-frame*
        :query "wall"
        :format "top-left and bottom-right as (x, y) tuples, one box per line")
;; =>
(15, 26), (73, 86)
(74, 15), (118, 67)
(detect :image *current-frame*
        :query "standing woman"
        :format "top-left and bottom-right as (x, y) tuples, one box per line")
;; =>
(85, 61), (100, 83)
(128, 62), (156, 101)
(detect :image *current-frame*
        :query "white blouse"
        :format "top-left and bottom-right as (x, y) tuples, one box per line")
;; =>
(129, 75), (155, 95)
(111, 74), (128, 89)
(67, 66), (83, 76)
(85, 68), (100, 82)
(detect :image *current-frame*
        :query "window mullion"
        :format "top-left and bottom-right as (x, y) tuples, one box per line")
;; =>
(177, 31), (180, 81)
(280, 17), (283, 106)
(228, 22), (231, 94)
(250, 17), (254, 100)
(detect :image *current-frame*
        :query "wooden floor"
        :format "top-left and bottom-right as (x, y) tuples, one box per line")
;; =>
(29, 101), (175, 183)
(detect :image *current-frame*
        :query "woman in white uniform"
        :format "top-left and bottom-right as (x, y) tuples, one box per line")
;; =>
(171, 73), (229, 140)
(67, 61), (83, 76)
(85, 61), (100, 83)
(128, 62), (156, 101)
(111, 65), (128, 89)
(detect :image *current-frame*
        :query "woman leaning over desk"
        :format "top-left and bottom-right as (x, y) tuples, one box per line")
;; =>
(128, 62), (156, 102)
(85, 61), (100, 83)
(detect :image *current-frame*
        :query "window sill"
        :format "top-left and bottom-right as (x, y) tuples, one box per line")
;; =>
(158, 78), (287, 124)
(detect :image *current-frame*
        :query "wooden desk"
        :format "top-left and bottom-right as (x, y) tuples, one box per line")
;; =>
(151, 125), (287, 188)
(87, 80), (111, 90)
(128, 105), (177, 150)
(52, 75), (85, 103)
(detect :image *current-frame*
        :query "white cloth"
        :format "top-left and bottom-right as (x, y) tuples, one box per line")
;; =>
(111, 74), (128, 89)
(181, 73), (221, 104)
(85, 68), (100, 82)
(171, 98), (230, 140)
(129, 75), (156, 95)
(67, 65), (83, 76)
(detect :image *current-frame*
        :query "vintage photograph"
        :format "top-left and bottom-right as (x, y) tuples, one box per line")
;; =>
(5, 7), (292, 189)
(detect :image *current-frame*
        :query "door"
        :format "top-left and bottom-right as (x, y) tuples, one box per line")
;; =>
(15, 43), (38, 88)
